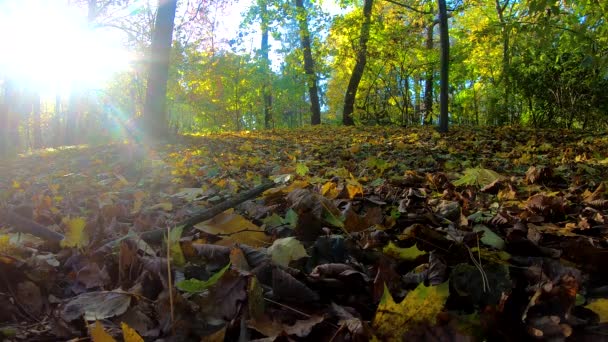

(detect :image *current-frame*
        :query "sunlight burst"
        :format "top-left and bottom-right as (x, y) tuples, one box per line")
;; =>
(0, 0), (131, 93)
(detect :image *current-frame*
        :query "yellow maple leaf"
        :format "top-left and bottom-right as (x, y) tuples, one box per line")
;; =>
(373, 282), (449, 341)
(346, 175), (364, 199)
(121, 322), (144, 342)
(320, 182), (340, 199)
(90, 320), (116, 342)
(60, 217), (89, 248)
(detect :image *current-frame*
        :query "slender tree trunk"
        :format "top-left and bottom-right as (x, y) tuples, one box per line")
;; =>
(32, 91), (42, 149)
(403, 76), (409, 125)
(143, 0), (178, 140)
(495, 0), (511, 124)
(259, 0), (273, 129)
(437, 0), (449, 133)
(424, 23), (435, 124)
(473, 83), (479, 125)
(414, 77), (421, 124)
(66, 93), (78, 145)
(294, 0), (321, 125)
(0, 79), (11, 157)
(342, 0), (373, 126)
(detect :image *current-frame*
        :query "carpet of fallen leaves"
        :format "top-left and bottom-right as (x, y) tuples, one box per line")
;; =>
(1, 125), (608, 341)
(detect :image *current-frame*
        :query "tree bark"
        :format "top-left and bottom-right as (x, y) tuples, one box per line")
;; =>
(31, 91), (42, 149)
(259, 0), (273, 129)
(0, 80), (10, 158)
(294, 0), (321, 125)
(1, 79), (19, 157)
(495, 0), (511, 124)
(437, 0), (449, 133)
(424, 23), (435, 124)
(342, 0), (374, 126)
(143, 0), (178, 140)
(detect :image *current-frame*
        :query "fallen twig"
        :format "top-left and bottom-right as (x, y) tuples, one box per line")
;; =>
(139, 181), (275, 243)
(0, 208), (64, 243)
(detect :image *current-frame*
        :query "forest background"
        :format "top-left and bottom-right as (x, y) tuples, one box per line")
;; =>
(0, 0), (606, 155)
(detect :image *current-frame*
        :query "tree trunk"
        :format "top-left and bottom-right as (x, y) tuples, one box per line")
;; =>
(414, 77), (421, 124)
(342, 0), (373, 126)
(437, 0), (449, 133)
(403, 76), (409, 125)
(259, 0), (273, 129)
(32, 91), (42, 149)
(424, 23), (435, 124)
(294, 0), (321, 125)
(495, 0), (511, 124)
(143, 0), (178, 140)
(0, 79), (11, 157)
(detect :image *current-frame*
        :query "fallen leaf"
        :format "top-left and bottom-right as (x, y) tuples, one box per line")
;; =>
(172, 188), (205, 201)
(90, 321), (116, 342)
(585, 298), (608, 323)
(454, 168), (503, 188)
(382, 241), (426, 261)
(373, 281), (450, 341)
(296, 162), (309, 176)
(176, 262), (231, 293)
(194, 209), (270, 247)
(148, 202), (173, 211)
(473, 224), (506, 250)
(61, 216), (89, 248)
(131, 191), (146, 214)
(16, 281), (43, 315)
(248, 314), (325, 338)
(61, 291), (132, 321)
(168, 225), (186, 267)
(267, 237), (308, 267)
(121, 322), (144, 342)
(346, 176), (364, 199)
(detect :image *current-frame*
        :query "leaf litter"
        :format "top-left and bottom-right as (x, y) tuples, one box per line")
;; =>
(0, 126), (608, 340)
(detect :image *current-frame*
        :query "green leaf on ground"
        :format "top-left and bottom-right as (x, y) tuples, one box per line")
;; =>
(268, 237), (308, 267)
(176, 262), (231, 293)
(454, 168), (503, 187)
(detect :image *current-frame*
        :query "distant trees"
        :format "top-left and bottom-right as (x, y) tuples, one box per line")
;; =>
(1, 0), (607, 155)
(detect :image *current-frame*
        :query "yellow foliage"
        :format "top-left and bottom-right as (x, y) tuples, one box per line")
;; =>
(60, 217), (89, 248)
(382, 241), (426, 261)
(321, 182), (340, 199)
(586, 298), (608, 323)
(373, 282), (449, 341)
(90, 321), (116, 342)
(121, 322), (144, 342)
(195, 209), (270, 247)
(346, 175), (364, 199)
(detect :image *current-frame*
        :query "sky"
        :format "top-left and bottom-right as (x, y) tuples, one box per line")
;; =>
(0, 0), (346, 93)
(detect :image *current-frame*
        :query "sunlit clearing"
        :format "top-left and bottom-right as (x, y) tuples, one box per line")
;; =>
(0, 1), (131, 94)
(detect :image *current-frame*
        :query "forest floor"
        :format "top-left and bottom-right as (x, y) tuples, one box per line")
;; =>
(1, 125), (608, 341)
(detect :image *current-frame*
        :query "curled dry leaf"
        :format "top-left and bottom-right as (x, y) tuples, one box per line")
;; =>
(61, 291), (132, 322)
